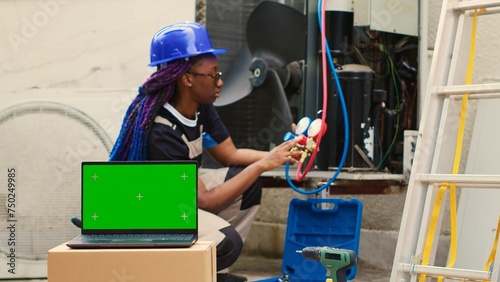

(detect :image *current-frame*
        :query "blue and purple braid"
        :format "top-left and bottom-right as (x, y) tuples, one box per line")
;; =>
(109, 59), (191, 161)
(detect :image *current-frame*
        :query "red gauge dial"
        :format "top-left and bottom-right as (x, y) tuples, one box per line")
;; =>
(307, 119), (327, 139)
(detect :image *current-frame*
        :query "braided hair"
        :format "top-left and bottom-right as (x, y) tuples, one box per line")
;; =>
(109, 58), (191, 161)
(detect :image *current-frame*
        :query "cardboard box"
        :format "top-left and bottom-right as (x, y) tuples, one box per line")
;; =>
(48, 241), (216, 282)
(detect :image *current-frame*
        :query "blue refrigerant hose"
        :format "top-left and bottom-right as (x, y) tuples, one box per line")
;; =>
(285, 0), (350, 195)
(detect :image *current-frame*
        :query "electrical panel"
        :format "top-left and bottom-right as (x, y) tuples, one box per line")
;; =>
(354, 0), (419, 36)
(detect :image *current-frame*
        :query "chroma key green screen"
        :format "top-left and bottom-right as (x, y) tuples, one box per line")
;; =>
(81, 161), (197, 230)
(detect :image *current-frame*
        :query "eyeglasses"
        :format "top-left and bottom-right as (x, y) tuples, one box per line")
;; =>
(188, 71), (223, 83)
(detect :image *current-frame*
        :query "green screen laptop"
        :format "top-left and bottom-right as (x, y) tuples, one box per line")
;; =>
(66, 161), (198, 248)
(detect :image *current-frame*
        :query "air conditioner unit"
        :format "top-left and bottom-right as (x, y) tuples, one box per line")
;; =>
(0, 88), (135, 279)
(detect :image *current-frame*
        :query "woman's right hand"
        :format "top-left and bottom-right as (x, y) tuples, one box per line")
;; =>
(255, 139), (302, 172)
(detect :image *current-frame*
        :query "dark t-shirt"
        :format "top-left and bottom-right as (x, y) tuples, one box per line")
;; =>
(147, 103), (229, 166)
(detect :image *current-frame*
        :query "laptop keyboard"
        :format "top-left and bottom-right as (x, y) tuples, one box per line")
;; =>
(81, 234), (194, 242)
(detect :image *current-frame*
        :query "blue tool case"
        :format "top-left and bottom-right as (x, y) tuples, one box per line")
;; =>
(255, 198), (363, 282)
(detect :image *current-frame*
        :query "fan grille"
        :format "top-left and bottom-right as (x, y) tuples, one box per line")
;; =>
(0, 102), (112, 260)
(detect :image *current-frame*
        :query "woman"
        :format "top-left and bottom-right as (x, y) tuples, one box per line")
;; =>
(109, 22), (300, 282)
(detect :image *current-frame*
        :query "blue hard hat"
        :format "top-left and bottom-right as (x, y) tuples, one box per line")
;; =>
(148, 22), (227, 67)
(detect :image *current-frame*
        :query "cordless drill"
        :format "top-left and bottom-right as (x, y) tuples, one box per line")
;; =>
(297, 246), (357, 282)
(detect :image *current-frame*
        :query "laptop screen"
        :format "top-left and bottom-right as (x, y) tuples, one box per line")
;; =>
(81, 161), (198, 234)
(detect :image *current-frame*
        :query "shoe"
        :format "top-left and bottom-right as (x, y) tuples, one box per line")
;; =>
(216, 273), (248, 282)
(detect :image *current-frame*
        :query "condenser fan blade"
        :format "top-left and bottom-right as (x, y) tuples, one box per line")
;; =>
(214, 1), (306, 107)
(214, 45), (253, 106)
(214, 1), (303, 149)
(215, 69), (293, 150)
(251, 69), (293, 145)
(246, 1), (306, 67)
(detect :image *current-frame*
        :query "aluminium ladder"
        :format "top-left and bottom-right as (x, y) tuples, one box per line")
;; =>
(391, 0), (500, 281)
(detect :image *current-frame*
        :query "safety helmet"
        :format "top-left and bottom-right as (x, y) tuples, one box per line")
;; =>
(148, 22), (227, 67)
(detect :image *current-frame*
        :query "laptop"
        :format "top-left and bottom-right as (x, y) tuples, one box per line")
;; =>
(66, 160), (198, 248)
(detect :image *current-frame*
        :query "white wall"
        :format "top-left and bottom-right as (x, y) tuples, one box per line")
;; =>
(0, 0), (195, 91)
(0, 0), (195, 280)
(0, 2), (195, 278)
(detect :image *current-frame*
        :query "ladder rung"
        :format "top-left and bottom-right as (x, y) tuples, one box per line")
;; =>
(450, 93), (500, 100)
(435, 83), (500, 97)
(419, 174), (500, 186)
(469, 6), (500, 15)
(453, 0), (500, 12)
(401, 263), (491, 280)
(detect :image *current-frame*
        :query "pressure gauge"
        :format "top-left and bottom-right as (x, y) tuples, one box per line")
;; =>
(283, 132), (296, 142)
(307, 119), (327, 139)
(296, 134), (307, 146)
(295, 117), (312, 136)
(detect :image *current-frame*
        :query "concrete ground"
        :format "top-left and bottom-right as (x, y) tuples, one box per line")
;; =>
(231, 255), (392, 281)
(4, 254), (391, 282)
